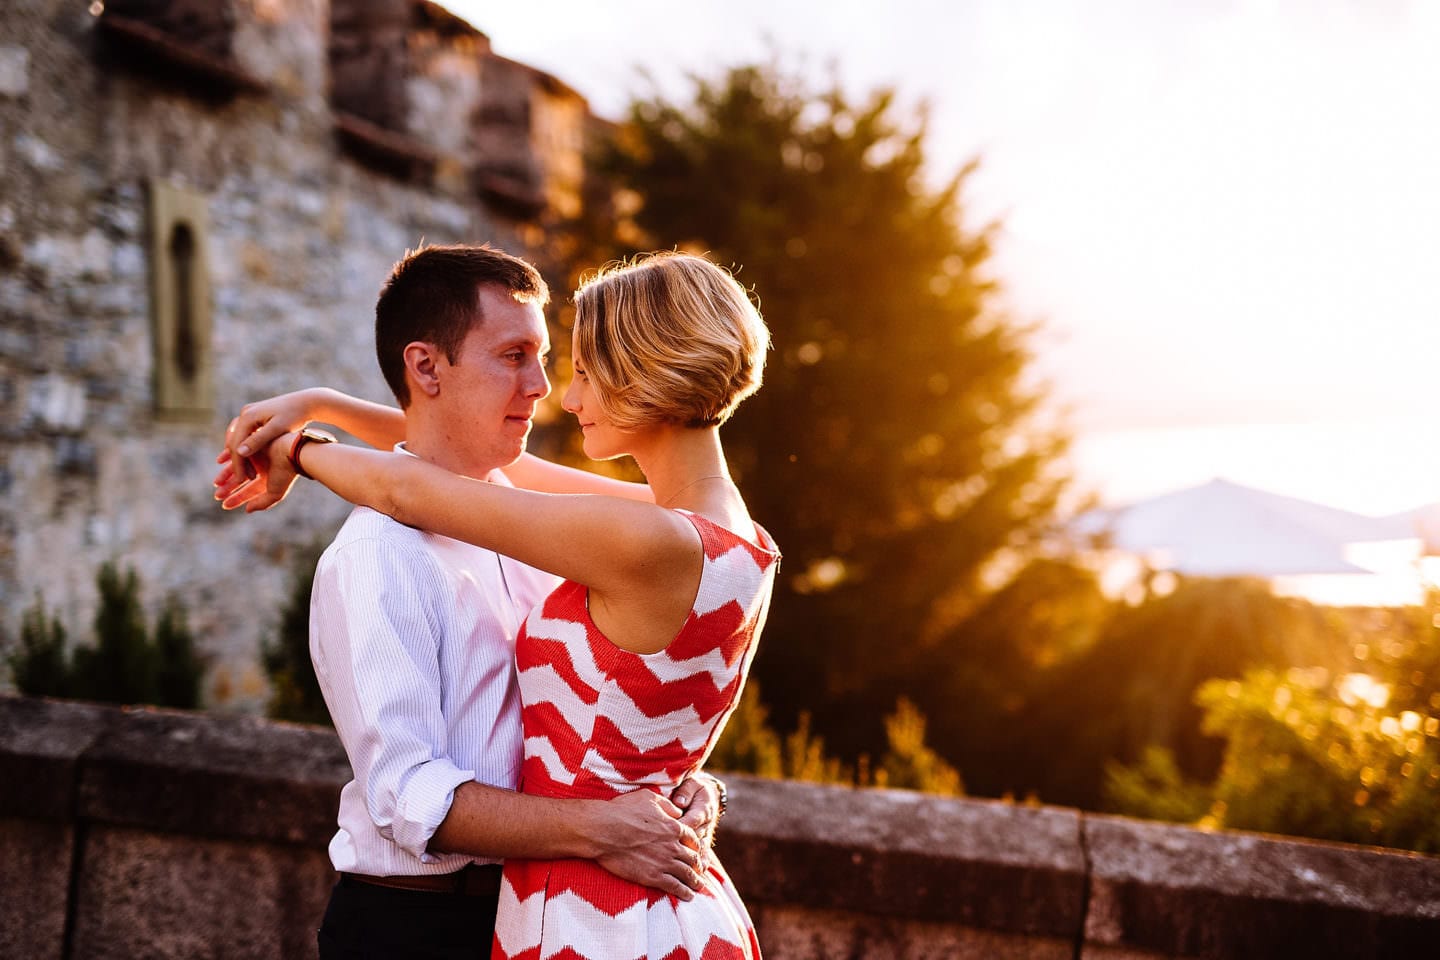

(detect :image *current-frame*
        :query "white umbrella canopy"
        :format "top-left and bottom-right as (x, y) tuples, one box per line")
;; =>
(1074, 478), (1408, 577)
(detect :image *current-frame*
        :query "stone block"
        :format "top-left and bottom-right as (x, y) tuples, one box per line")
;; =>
(0, 817), (73, 960)
(0, 695), (116, 821)
(0, 46), (28, 98)
(758, 904), (1074, 960)
(70, 824), (333, 960)
(1083, 813), (1440, 959)
(77, 705), (350, 848)
(25, 372), (87, 431)
(719, 775), (1087, 940)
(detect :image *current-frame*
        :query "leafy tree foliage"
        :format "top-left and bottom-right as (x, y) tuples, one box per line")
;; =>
(261, 541), (332, 726)
(7, 564), (204, 709)
(7, 596), (70, 697)
(1004, 575), (1349, 808)
(71, 564), (157, 703)
(580, 62), (1068, 762)
(153, 598), (203, 709)
(874, 697), (963, 795)
(1102, 593), (1440, 854)
(1102, 746), (1211, 824)
(710, 683), (964, 795)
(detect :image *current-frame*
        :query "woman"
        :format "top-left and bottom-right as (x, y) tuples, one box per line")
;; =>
(222, 252), (776, 960)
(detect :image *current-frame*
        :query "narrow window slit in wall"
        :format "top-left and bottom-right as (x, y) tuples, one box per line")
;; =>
(147, 181), (213, 421)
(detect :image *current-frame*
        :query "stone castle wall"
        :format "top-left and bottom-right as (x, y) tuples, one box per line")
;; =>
(0, 0), (586, 707)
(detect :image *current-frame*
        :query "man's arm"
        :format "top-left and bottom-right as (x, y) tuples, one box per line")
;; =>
(430, 782), (707, 899)
(317, 536), (710, 896)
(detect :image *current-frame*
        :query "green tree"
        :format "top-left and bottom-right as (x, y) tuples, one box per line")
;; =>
(1007, 576), (1347, 808)
(10, 564), (206, 709)
(1102, 746), (1212, 824)
(1194, 618), (1440, 853)
(262, 542), (331, 725)
(1098, 592), (1440, 854)
(583, 62), (1067, 761)
(71, 563), (159, 704)
(8, 594), (71, 697)
(154, 597), (203, 710)
(914, 557), (1108, 797)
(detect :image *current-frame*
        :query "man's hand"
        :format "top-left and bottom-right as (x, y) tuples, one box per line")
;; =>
(214, 428), (301, 513)
(671, 774), (723, 855)
(589, 790), (708, 900)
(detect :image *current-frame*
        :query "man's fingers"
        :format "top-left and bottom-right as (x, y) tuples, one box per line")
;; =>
(656, 875), (695, 901)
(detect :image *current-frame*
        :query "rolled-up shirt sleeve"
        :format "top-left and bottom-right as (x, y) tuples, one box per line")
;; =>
(311, 535), (473, 863)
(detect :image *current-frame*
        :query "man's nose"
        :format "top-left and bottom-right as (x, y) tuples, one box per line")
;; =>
(525, 358), (550, 399)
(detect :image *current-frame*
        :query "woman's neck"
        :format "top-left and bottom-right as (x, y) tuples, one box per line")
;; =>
(633, 426), (731, 508)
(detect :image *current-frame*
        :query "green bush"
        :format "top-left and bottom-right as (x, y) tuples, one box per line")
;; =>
(710, 684), (964, 794)
(261, 541), (331, 725)
(8, 595), (70, 697)
(7, 563), (204, 709)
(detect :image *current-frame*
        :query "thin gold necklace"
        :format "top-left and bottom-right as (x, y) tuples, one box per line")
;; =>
(661, 474), (730, 508)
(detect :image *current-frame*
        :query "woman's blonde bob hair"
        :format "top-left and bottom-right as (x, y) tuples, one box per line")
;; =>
(572, 252), (770, 430)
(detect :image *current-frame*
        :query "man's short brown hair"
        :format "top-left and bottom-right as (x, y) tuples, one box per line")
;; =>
(376, 244), (550, 406)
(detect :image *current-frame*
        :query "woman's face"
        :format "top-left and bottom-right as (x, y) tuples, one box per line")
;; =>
(563, 334), (628, 461)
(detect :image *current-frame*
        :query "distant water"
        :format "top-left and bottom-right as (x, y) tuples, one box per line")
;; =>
(1069, 417), (1439, 517)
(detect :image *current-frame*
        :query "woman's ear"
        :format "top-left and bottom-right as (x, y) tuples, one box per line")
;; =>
(403, 342), (443, 399)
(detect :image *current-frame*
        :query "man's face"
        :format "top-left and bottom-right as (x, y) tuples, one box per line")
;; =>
(433, 284), (551, 474)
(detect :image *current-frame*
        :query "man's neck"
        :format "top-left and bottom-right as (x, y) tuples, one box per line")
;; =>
(404, 415), (503, 480)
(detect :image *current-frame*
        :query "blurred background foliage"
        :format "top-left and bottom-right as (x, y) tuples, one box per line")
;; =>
(549, 59), (1440, 854)
(9, 563), (204, 710)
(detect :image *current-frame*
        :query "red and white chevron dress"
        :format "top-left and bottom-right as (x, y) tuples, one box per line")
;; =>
(492, 510), (779, 960)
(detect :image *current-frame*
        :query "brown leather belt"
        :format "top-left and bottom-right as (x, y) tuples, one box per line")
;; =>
(342, 863), (503, 897)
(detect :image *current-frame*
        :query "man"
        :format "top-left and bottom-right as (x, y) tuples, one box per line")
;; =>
(224, 245), (720, 959)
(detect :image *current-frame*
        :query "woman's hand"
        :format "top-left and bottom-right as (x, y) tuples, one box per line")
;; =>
(225, 389), (327, 469)
(671, 774), (723, 860)
(217, 431), (301, 513)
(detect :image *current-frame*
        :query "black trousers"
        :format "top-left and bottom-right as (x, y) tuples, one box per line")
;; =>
(316, 874), (499, 960)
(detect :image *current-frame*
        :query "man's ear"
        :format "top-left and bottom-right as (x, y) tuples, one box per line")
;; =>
(403, 342), (444, 399)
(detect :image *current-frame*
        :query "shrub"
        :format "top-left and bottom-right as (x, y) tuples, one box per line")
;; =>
(6, 564), (204, 710)
(261, 541), (331, 725)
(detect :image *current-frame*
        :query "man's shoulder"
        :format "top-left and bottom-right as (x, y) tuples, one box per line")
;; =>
(320, 507), (434, 568)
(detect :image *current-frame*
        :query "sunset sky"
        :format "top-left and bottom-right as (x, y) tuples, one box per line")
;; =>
(445, 0), (1440, 516)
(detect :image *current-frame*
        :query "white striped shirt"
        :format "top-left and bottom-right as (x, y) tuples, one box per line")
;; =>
(309, 468), (559, 877)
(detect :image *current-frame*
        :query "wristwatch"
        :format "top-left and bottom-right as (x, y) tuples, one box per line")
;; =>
(710, 774), (728, 819)
(288, 427), (337, 480)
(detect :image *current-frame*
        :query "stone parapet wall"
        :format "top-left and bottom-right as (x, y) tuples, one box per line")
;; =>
(3, 695), (1436, 959)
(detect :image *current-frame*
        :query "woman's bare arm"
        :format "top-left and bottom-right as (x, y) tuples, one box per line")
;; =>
(221, 389), (653, 500)
(230, 436), (693, 596)
(503, 453), (654, 502)
(226, 387), (406, 460)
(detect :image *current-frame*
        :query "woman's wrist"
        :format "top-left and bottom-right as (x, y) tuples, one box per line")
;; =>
(270, 432), (298, 468)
